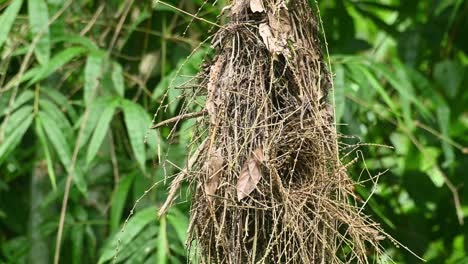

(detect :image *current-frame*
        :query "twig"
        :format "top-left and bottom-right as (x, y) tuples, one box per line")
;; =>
(158, 138), (207, 217)
(150, 110), (206, 129)
(80, 2), (106, 36)
(154, 0), (225, 29)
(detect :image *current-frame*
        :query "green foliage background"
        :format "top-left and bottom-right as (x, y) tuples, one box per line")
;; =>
(0, 0), (466, 263)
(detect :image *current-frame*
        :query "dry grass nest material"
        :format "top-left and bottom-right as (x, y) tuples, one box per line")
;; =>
(154, 0), (389, 263)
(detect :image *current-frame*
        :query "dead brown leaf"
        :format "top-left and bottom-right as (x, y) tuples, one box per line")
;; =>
(205, 150), (224, 197)
(250, 0), (264, 13)
(237, 148), (263, 200)
(259, 23), (279, 53)
(232, 0), (248, 15)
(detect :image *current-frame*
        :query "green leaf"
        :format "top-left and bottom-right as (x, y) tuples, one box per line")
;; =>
(121, 227), (157, 263)
(434, 60), (463, 99)
(110, 174), (135, 233)
(0, 0), (23, 50)
(122, 100), (147, 172)
(35, 116), (57, 190)
(98, 206), (157, 264)
(53, 33), (99, 51)
(111, 61), (125, 96)
(78, 97), (112, 150)
(41, 86), (78, 121)
(167, 209), (188, 244)
(39, 98), (73, 142)
(156, 216), (168, 264)
(27, 47), (87, 85)
(420, 147), (444, 188)
(436, 104), (455, 167)
(358, 65), (398, 113)
(0, 90), (34, 117)
(334, 64), (346, 123)
(28, 0), (51, 65)
(372, 62), (430, 118)
(39, 111), (87, 194)
(86, 101), (117, 166)
(71, 223), (85, 264)
(84, 53), (105, 104)
(0, 109), (33, 164)
(426, 167), (445, 188)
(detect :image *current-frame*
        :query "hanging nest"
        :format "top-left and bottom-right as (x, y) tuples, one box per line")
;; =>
(154, 0), (388, 263)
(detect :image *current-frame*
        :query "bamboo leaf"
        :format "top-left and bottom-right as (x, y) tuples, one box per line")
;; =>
(28, 0), (51, 64)
(84, 53), (105, 105)
(35, 116), (57, 190)
(27, 47), (87, 85)
(122, 100), (147, 172)
(86, 101), (117, 166)
(111, 61), (125, 97)
(437, 104), (455, 167)
(39, 111), (87, 194)
(0, 109), (33, 164)
(0, 0), (23, 50)
(167, 209), (189, 244)
(372, 62), (429, 117)
(110, 174), (135, 233)
(0, 90), (34, 117)
(98, 207), (157, 264)
(358, 65), (398, 114)
(334, 64), (346, 123)
(121, 227), (158, 263)
(78, 97), (112, 150)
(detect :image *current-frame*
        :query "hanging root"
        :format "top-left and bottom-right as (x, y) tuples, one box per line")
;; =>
(155, 0), (389, 263)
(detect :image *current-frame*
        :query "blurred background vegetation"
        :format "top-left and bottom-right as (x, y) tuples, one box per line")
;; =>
(0, 0), (466, 263)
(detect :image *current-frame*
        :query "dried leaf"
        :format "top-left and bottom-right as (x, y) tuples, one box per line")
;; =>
(232, 0), (248, 15)
(259, 23), (277, 53)
(250, 0), (264, 13)
(252, 147), (264, 162)
(205, 150), (223, 197)
(237, 149), (263, 201)
(139, 52), (158, 78)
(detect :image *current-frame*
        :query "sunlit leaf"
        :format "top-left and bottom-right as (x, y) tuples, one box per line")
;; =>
(28, 0), (51, 64)
(0, 0), (23, 49)
(111, 61), (125, 96)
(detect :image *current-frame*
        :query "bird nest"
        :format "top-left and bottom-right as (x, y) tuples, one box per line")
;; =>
(154, 0), (387, 263)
